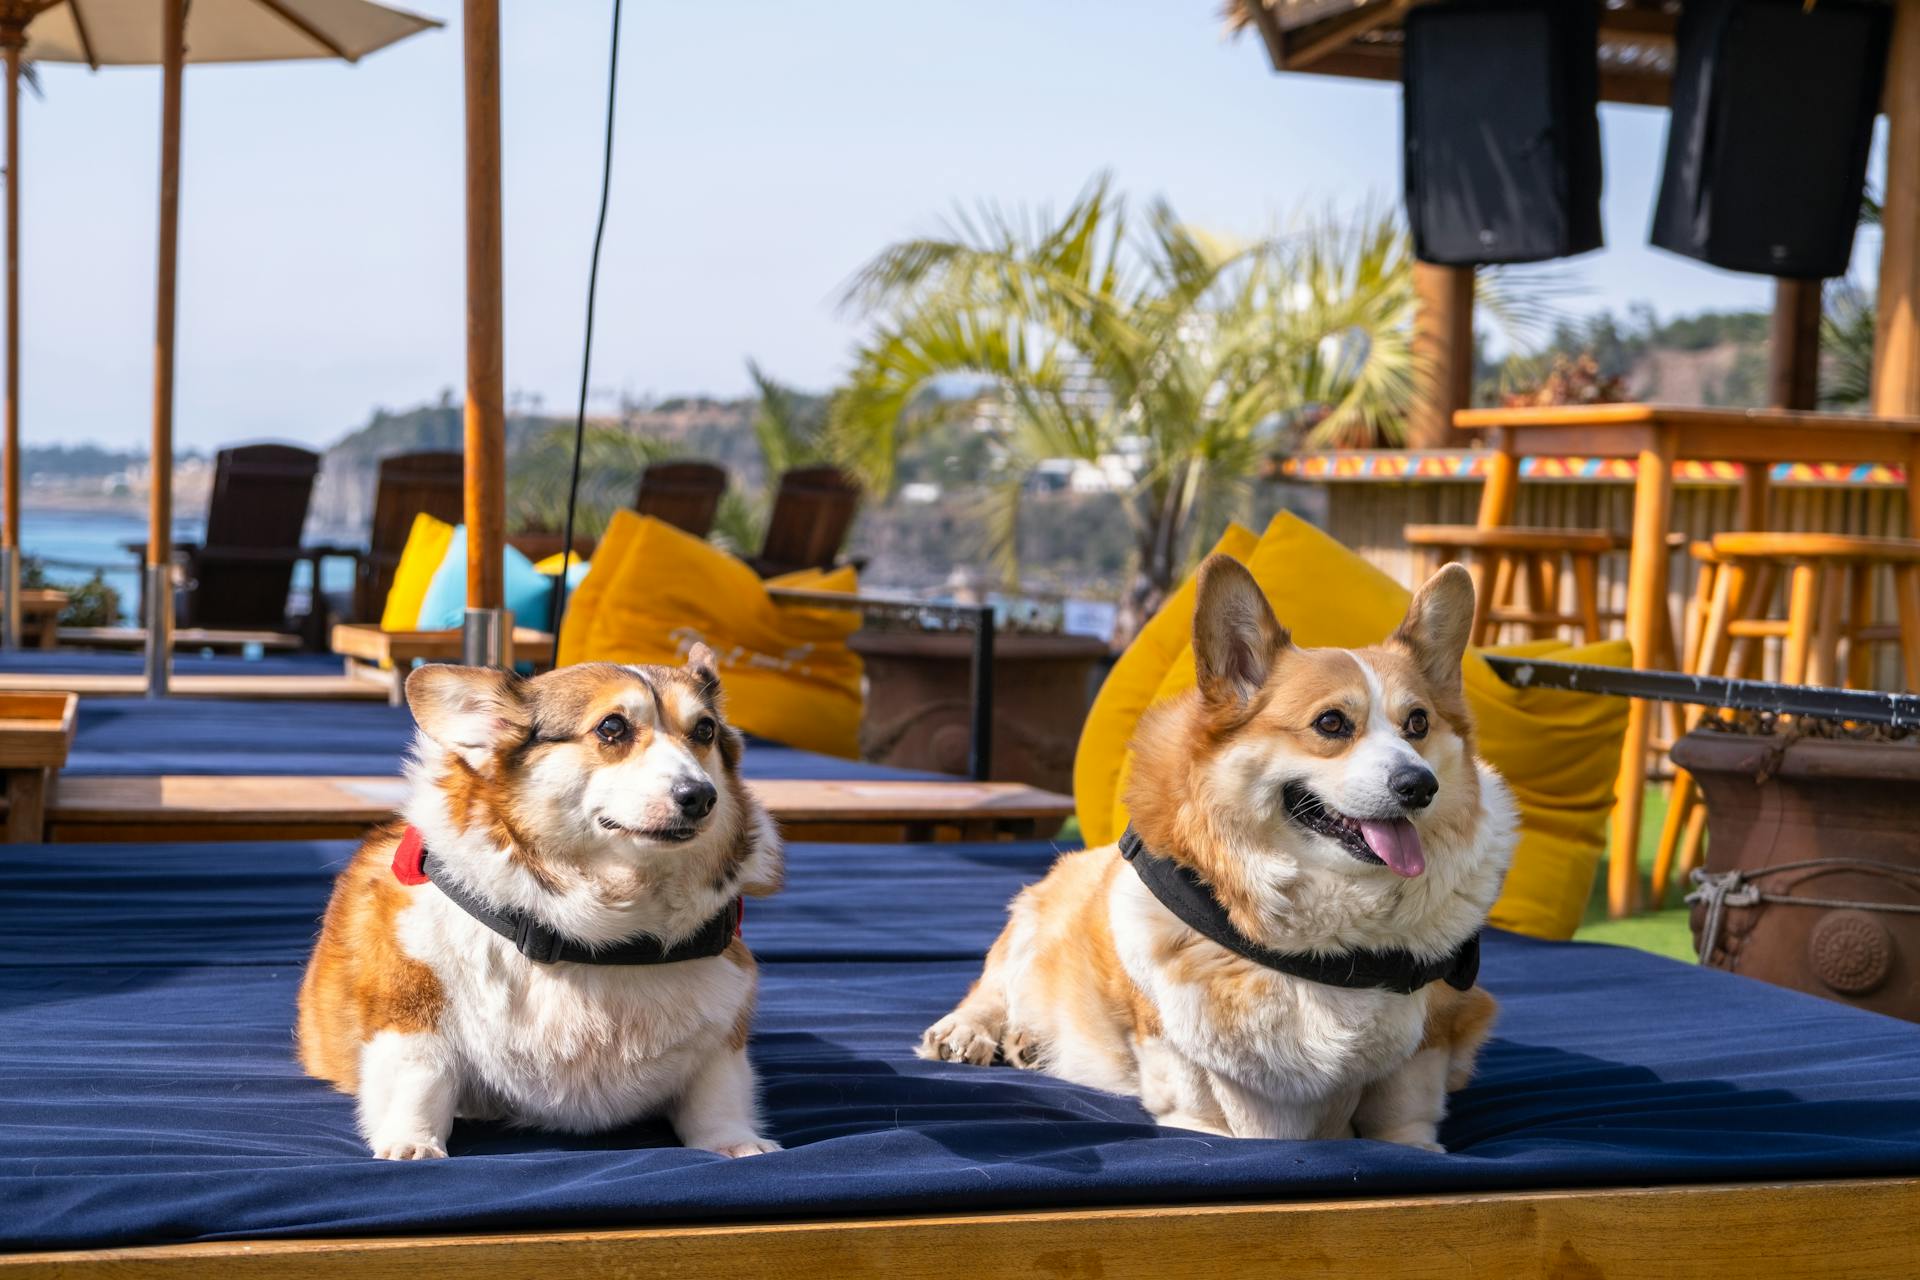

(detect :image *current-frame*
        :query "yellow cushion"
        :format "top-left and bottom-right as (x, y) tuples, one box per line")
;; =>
(532, 552), (580, 576)
(379, 514), (457, 632)
(1072, 523), (1259, 848)
(568, 512), (864, 758)
(1091, 511), (1628, 940)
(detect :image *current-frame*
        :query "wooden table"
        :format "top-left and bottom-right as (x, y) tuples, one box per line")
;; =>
(0, 692), (76, 841)
(1457, 404), (1920, 916)
(331, 623), (557, 703)
(44, 775), (1075, 845)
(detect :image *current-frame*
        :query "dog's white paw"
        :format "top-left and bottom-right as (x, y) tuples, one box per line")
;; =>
(372, 1136), (448, 1161)
(708, 1137), (781, 1158)
(917, 1012), (1002, 1065)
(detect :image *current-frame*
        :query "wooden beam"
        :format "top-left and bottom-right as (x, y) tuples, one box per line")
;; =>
(1408, 261), (1473, 449)
(2, 1179), (1913, 1279)
(1281, 1), (1406, 72)
(1769, 278), (1824, 411)
(3, 32), (19, 557)
(462, 0), (507, 626)
(1874, 0), (1920, 416)
(149, 0), (184, 575)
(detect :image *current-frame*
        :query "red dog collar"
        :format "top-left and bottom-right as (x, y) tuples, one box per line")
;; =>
(391, 825), (429, 885)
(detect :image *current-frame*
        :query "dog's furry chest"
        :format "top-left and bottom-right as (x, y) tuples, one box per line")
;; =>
(1110, 876), (1427, 1100)
(400, 896), (753, 1132)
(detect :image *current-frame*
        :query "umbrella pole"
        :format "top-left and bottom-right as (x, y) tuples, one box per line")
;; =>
(144, 0), (185, 697)
(461, 0), (508, 669)
(1, 27), (21, 651)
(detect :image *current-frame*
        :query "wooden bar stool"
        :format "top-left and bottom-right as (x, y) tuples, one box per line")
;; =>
(1650, 532), (1920, 903)
(1403, 525), (1619, 646)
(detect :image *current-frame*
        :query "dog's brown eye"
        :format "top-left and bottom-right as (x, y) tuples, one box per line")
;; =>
(690, 717), (717, 746)
(1313, 709), (1352, 738)
(1405, 709), (1429, 739)
(594, 714), (630, 744)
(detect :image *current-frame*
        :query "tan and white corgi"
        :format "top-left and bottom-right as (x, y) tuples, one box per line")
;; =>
(298, 649), (783, 1160)
(921, 557), (1515, 1148)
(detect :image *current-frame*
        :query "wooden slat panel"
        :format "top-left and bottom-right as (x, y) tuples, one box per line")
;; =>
(0, 674), (390, 701)
(2, 1178), (1911, 1279)
(42, 776), (1075, 843)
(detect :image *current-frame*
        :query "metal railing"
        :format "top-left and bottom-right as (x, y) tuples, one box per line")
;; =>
(1483, 655), (1920, 729)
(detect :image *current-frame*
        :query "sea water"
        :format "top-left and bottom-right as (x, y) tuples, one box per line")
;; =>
(20, 509), (356, 625)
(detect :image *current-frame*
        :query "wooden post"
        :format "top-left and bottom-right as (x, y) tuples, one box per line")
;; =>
(1873, 0), (1920, 417)
(144, 0), (185, 696)
(2, 24), (21, 650)
(1768, 278), (1822, 411)
(461, 0), (507, 667)
(1408, 263), (1474, 449)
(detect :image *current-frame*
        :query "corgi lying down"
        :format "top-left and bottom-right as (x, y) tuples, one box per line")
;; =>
(298, 648), (783, 1160)
(923, 558), (1515, 1147)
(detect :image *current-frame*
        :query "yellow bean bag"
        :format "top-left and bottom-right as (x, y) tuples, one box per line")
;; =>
(1073, 523), (1260, 850)
(559, 511), (864, 758)
(379, 513), (457, 632)
(1080, 511), (1628, 941)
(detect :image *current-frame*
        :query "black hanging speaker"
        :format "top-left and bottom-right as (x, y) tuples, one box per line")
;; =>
(1651, 0), (1891, 278)
(1402, 0), (1603, 266)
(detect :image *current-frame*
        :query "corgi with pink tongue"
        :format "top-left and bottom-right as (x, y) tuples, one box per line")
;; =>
(922, 558), (1516, 1149)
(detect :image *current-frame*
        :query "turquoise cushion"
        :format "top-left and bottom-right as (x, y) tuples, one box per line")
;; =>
(416, 526), (555, 631)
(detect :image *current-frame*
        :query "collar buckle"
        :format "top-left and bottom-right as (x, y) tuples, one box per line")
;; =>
(512, 916), (565, 964)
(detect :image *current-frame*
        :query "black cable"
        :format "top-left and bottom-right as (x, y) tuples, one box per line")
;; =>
(549, 0), (624, 658)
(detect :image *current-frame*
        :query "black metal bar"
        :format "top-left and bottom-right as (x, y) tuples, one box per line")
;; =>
(969, 604), (994, 782)
(1483, 655), (1920, 728)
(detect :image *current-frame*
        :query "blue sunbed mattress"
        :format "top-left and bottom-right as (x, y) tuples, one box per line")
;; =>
(2, 838), (1918, 1252)
(62, 698), (950, 782)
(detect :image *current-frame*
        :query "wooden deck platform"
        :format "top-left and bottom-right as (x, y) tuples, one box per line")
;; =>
(0, 1177), (1910, 1278)
(43, 775), (1075, 844)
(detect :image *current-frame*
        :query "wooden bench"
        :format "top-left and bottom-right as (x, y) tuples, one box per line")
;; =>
(43, 775), (1074, 844)
(19, 588), (66, 648)
(53, 626), (302, 652)
(0, 673), (392, 700)
(332, 623), (558, 703)
(0, 692), (75, 842)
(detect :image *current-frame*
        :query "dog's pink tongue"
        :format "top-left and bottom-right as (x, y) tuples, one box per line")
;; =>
(1359, 819), (1425, 878)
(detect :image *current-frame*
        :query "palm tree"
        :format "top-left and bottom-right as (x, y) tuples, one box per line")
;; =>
(711, 361), (843, 555)
(831, 174), (1426, 617)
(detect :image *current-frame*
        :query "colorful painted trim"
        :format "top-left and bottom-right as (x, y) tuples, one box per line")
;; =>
(1277, 451), (1906, 487)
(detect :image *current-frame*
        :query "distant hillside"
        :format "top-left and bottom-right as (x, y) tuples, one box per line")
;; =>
(307, 396), (769, 540)
(1480, 307), (1773, 409)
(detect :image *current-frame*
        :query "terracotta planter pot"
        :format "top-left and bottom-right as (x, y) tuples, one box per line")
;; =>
(849, 631), (1109, 794)
(1671, 728), (1920, 1021)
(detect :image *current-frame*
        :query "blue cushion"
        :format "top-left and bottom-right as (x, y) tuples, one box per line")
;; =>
(416, 526), (554, 631)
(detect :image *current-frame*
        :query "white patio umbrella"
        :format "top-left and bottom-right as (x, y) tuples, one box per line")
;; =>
(2, 0), (440, 691)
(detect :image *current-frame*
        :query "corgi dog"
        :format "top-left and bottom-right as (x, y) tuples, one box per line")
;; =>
(298, 648), (783, 1160)
(921, 557), (1515, 1148)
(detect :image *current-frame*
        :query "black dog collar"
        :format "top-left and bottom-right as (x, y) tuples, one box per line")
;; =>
(408, 837), (740, 966)
(1118, 826), (1478, 995)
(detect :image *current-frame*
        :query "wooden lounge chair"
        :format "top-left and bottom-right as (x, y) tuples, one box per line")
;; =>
(635, 459), (728, 538)
(129, 443), (323, 639)
(43, 774), (1074, 844)
(353, 450), (465, 623)
(751, 464), (862, 578)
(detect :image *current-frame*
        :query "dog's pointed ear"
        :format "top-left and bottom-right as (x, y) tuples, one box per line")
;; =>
(684, 641), (720, 691)
(405, 665), (529, 770)
(1392, 564), (1475, 696)
(1193, 555), (1289, 710)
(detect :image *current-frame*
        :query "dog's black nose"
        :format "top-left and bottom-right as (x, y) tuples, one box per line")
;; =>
(671, 777), (717, 820)
(1390, 764), (1438, 810)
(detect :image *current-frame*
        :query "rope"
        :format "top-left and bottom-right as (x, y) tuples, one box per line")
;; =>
(547, 0), (624, 660)
(1687, 858), (1920, 963)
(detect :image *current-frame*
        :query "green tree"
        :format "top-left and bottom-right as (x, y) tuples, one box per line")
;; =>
(831, 174), (1425, 615)
(710, 361), (843, 555)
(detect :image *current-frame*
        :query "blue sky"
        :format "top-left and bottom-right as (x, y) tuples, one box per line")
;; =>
(14, 1), (1879, 451)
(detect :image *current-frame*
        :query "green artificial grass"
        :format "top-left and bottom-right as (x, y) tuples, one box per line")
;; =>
(1572, 782), (1699, 964)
